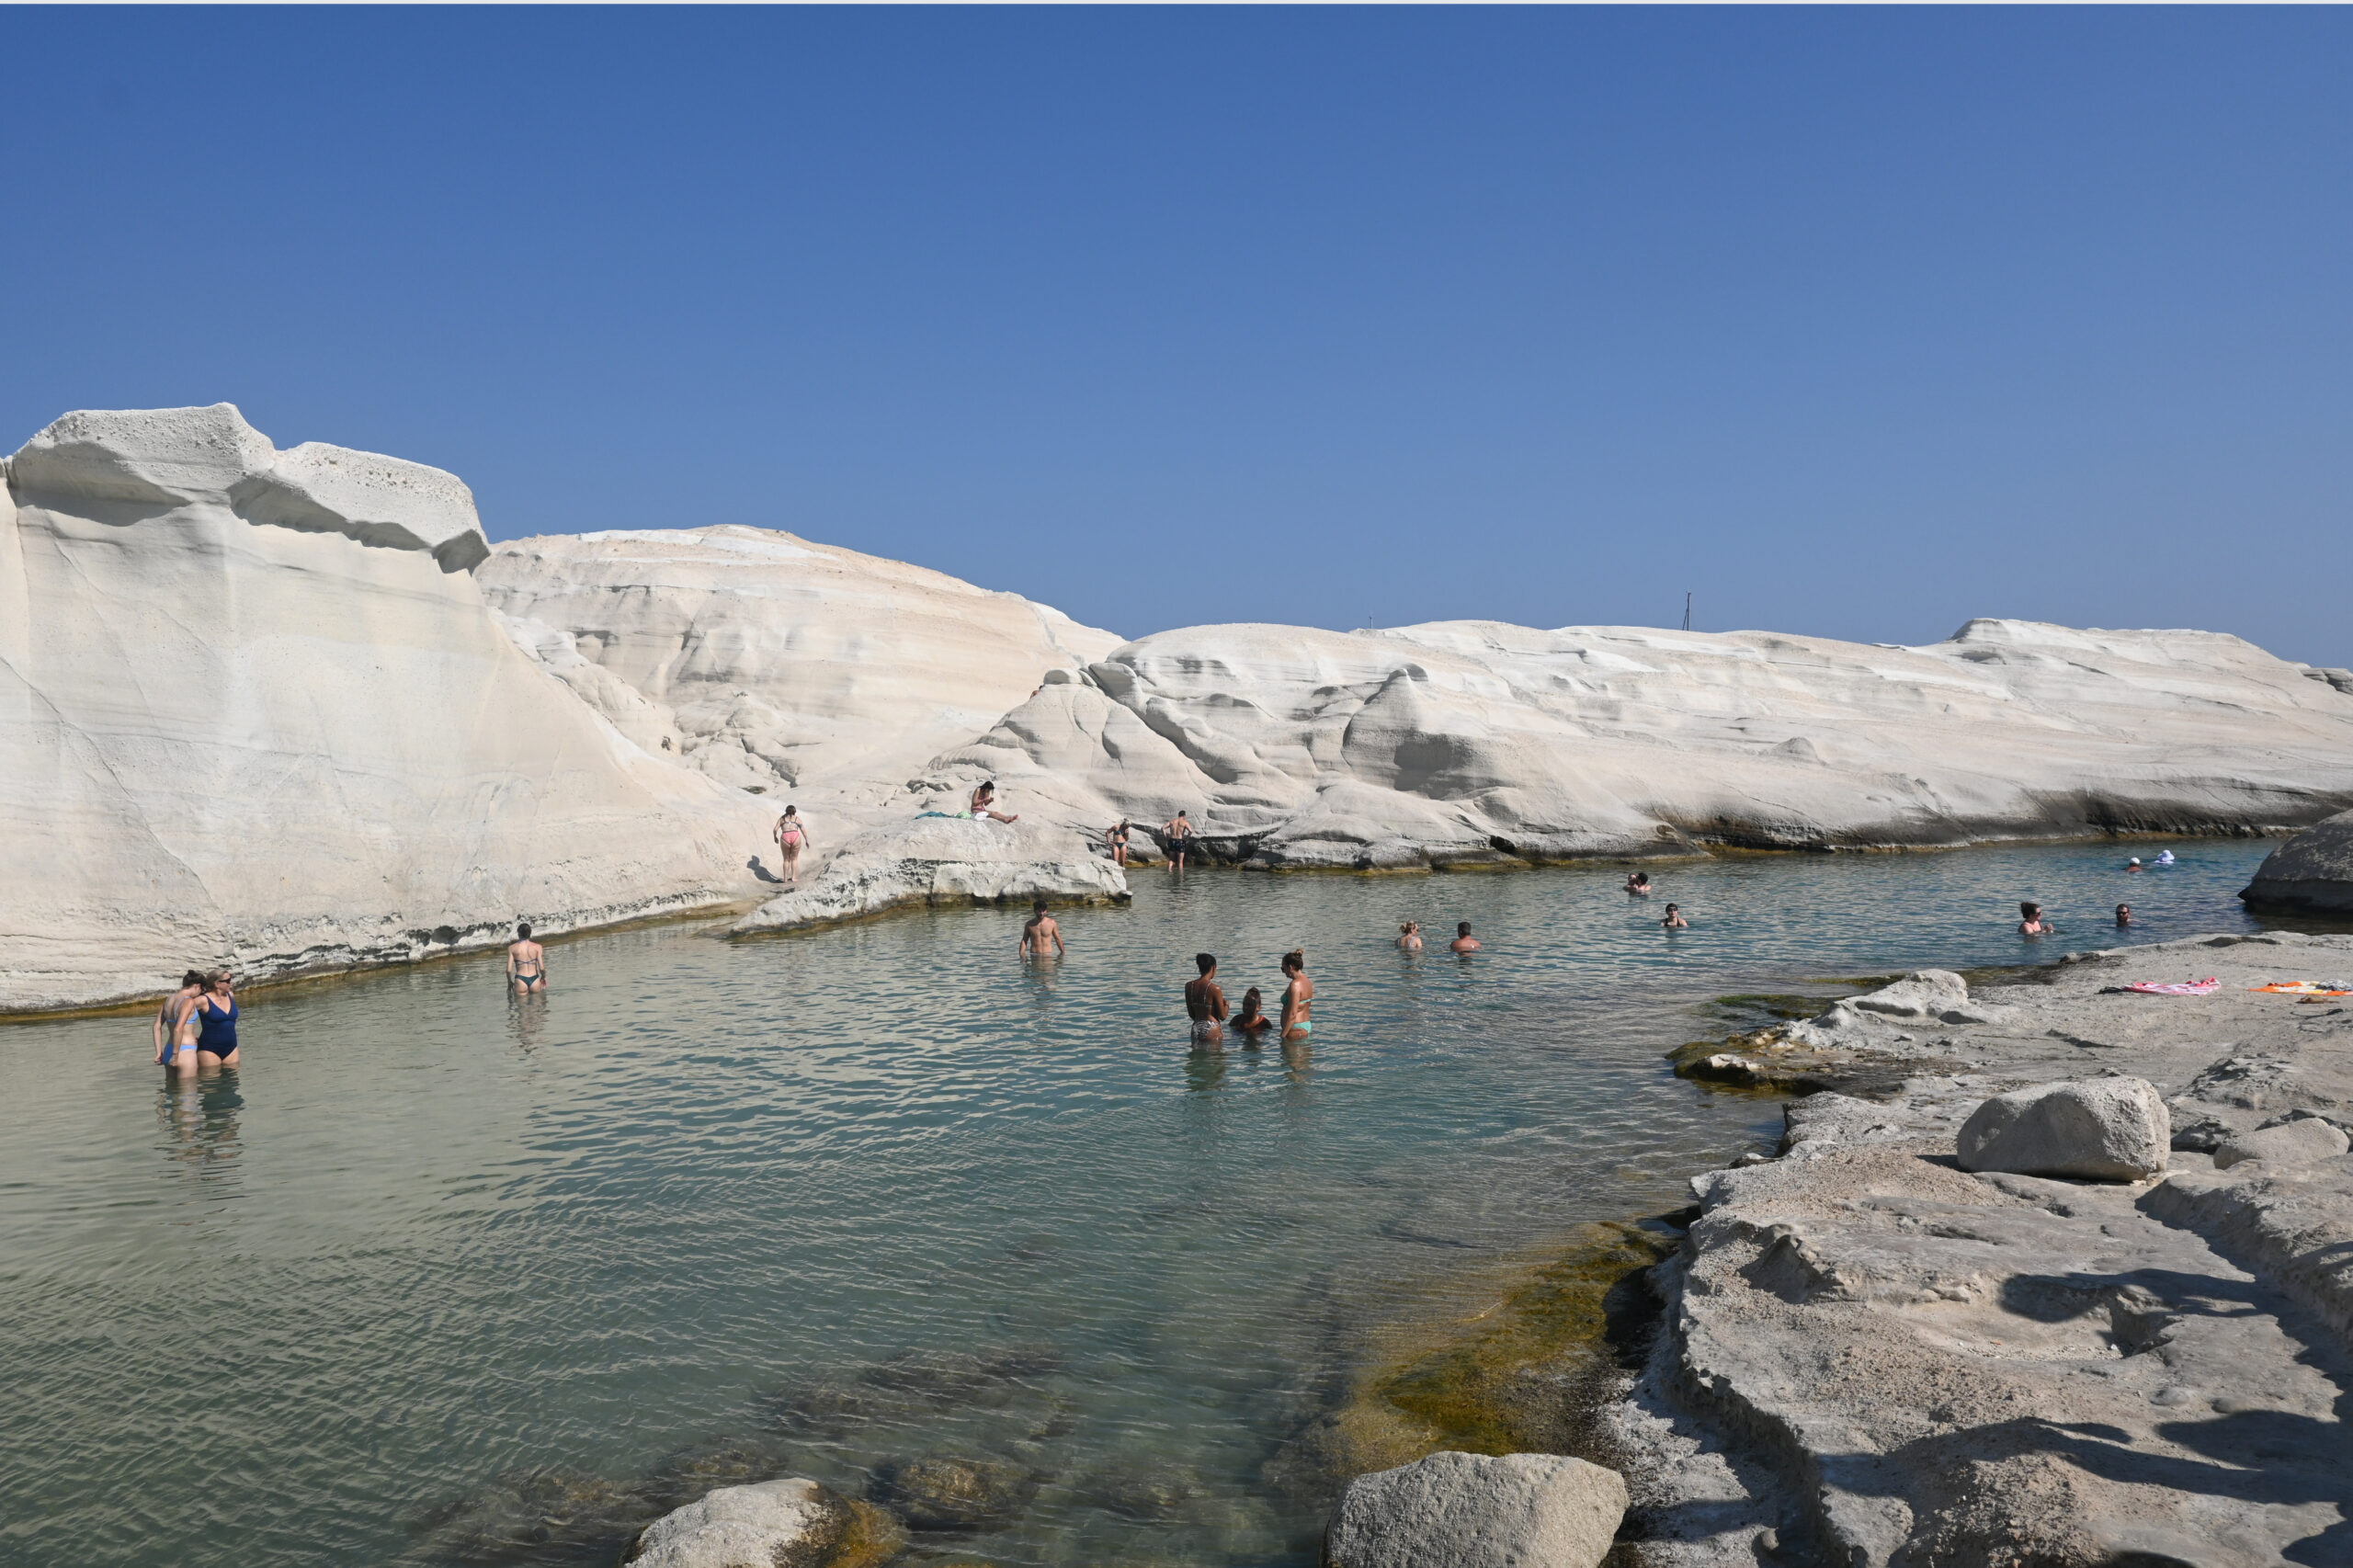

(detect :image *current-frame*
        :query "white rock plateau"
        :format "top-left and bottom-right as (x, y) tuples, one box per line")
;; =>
(0, 405), (771, 1013)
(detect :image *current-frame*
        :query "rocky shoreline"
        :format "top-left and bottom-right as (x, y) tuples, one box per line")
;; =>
(1597, 931), (2353, 1566)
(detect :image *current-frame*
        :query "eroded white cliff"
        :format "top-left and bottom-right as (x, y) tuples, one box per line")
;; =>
(0, 405), (771, 1012)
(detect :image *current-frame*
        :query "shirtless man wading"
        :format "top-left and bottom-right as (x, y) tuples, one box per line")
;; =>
(1164, 811), (1195, 870)
(1019, 901), (1066, 960)
(1185, 953), (1227, 1046)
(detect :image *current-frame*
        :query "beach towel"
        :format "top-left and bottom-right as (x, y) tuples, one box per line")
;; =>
(2127, 978), (2220, 995)
(2251, 982), (2353, 996)
(915, 810), (976, 820)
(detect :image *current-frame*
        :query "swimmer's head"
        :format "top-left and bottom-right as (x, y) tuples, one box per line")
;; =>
(1401, 922), (1417, 934)
(1665, 903), (1679, 913)
(181, 969), (206, 989)
(1196, 952), (1217, 975)
(1242, 986), (1262, 1012)
(2019, 902), (2040, 918)
(1282, 949), (1306, 974)
(1457, 922), (1472, 936)
(2117, 903), (2131, 916)
(517, 922), (532, 939)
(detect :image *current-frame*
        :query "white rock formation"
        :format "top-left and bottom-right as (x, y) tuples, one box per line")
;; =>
(0, 405), (772, 1013)
(927, 619), (2353, 867)
(624, 1477), (892, 1568)
(2241, 805), (2353, 914)
(476, 527), (1122, 801)
(1324, 1450), (1628, 1568)
(1845, 970), (1970, 1021)
(1954, 1077), (2171, 1181)
(731, 818), (1127, 936)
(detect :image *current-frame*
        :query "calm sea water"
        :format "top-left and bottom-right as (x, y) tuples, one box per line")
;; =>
(0, 840), (2304, 1568)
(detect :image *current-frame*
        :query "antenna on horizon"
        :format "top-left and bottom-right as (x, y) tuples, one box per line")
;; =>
(1682, 592), (1692, 632)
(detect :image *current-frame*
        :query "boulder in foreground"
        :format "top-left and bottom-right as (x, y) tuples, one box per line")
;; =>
(732, 818), (1129, 935)
(1324, 1450), (1626, 1568)
(2215, 1117), (2352, 1169)
(1956, 1077), (2169, 1181)
(2241, 806), (2353, 915)
(624, 1477), (899, 1568)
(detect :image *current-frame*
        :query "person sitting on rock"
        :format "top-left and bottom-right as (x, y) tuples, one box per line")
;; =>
(2018, 902), (2056, 936)
(970, 782), (1018, 823)
(1449, 922), (1480, 952)
(1625, 871), (1653, 896)
(1232, 987), (1275, 1039)
(1185, 953), (1227, 1047)
(1660, 904), (1688, 929)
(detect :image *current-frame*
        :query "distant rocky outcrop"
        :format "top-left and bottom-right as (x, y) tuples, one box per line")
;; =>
(2240, 806), (2353, 914)
(478, 527), (1122, 801)
(0, 405), (772, 1012)
(925, 619), (2353, 868)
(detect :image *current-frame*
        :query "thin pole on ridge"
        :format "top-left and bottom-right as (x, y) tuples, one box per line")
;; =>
(1682, 592), (1693, 632)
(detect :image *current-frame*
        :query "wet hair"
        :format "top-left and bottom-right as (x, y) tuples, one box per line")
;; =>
(1400, 922), (1416, 934)
(2116, 903), (2131, 915)
(1457, 922), (1472, 936)
(1033, 900), (1049, 914)
(517, 922), (532, 938)
(1632, 872), (1650, 883)
(2019, 902), (2040, 918)
(1196, 952), (1216, 974)
(181, 970), (207, 989)
(1241, 986), (1263, 1015)
(1281, 949), (1305, 973)
(1665, 903), (1679, 912)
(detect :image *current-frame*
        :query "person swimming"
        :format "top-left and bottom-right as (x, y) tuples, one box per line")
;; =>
(193, 971), (239, 1067)
(1019, 900), (1065, 959)
(1397, 922), (1423, 952)
(1185, 952), (1228, 1046)
(2116, 903), (2135, 926)
(1449, 922), (1479, 953)
(2125, 857), (2143, 873)
(1661, 903), (1688, 929)
(1625, 871), (1653, 896)
(773, 805), (812, 884)
(507, 923), (548, 992)
(1279, 949), (1314, 1041)
(1232, 986), (1275, 1039)
(2018, 902), (2057, 936)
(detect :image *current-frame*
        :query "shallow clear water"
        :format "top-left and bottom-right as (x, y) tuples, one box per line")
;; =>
(0, 839), (2304, 1568)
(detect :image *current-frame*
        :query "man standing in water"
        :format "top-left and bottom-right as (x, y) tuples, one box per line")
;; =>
(1449, 922), (1479, 952)
(507, 923), (548, 992)
(1164, 811), (1195, 870)
(1185, 952), (1227, 1046)
(1019, 901), (1065, 960)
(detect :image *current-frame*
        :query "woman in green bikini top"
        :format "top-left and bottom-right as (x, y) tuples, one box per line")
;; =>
(1279, 949), (1313, 1041)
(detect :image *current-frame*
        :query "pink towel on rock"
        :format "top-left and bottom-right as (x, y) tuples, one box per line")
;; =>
(2128, 978), (2221, 995)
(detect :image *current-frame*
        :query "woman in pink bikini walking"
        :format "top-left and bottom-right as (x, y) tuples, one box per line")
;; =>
(773, 806), (813, 885)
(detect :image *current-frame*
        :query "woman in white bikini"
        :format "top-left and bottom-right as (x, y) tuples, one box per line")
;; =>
(774, 806), (812, 884)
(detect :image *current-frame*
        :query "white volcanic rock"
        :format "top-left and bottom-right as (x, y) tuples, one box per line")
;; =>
(731, 818), (1129, 935)
(624, 1476), (895, 1568)
(477, 528), (1122, 801)
(1324, 1450), (1627, 1568)
(925, 619), (2353, 867)
(0, 405), (772, 1012)
(2241, 806), (2353, 914)
(1955, 1077), (2170, 1181)
(1846, 970), (1969, 1020)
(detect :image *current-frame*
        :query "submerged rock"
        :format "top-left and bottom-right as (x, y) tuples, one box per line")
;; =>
(1324, 1450), (1627, 1568)
(1077, 1460), (1208, 1522)
(624, 1477), (900, 1568)
(869, 1456), (1040, 1532)
(1955, 1076), (2170, 1181)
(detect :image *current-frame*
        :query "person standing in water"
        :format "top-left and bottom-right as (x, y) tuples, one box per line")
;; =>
(1279, 950), (1314, 1041)
(1019, 900), (1065, 960)
(153, 969), (205, 1067)
(972, 782), (1019, 823)
(164, 983), (206, 1076)
(1185, 953), (1228, 1046)
(193, 971), (239, 1068)
(1625, 871), (1653, 896)
(773, 806), (812, 885)
(1397, 922), (1423, 951)
(1449, 922), (1479, 952)
(1108, 820), (1131, 868)
(1661, 903), (1689, 929)
(2018, 902), (2057, 936)
(1164, 811), (1195, 870)
(507, 924), (548, 993)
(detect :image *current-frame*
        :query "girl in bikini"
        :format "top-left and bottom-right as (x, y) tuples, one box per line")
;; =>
(774, 806), (811, 885)
(1280, 949), (1314, 1042)
(153, 970), (204, 1067)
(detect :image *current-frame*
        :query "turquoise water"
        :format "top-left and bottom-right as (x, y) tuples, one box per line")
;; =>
(0, 839), (2305, 1568)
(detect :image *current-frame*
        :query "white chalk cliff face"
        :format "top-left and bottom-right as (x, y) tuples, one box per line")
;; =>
(0, 405), (771, 1013)
(928, 619), (2353, 867)
(476, 528), (1122, 801)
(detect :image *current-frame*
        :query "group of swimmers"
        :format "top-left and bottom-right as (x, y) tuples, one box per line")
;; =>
(1183, 949), (1314, 1047)
(1622, 871), (1691, 927)
(2016, 851), (2184, 936)
(153, 970), (239, 1073)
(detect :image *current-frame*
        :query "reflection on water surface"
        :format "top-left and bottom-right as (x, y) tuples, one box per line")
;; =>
(0, 840), (2292, 1566)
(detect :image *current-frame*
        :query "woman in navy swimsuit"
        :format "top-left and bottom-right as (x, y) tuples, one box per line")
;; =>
(194, 971), (239, 1068)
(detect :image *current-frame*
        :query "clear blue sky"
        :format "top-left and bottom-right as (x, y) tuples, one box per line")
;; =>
(4, 7), (2346, 660)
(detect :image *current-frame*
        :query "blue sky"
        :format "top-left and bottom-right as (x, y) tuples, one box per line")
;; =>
(4, 7), (2346, 660)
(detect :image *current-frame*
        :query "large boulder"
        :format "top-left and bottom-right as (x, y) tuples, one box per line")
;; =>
(0, 405), (773, 1011)
(2241, 807), (2353, 915)
(625, 1477), (898, 1568)
(2215, 1117), (2352, 1170)
(1324, 1450), (1627, 1568)
(1956, 1078), (2171, 1181)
